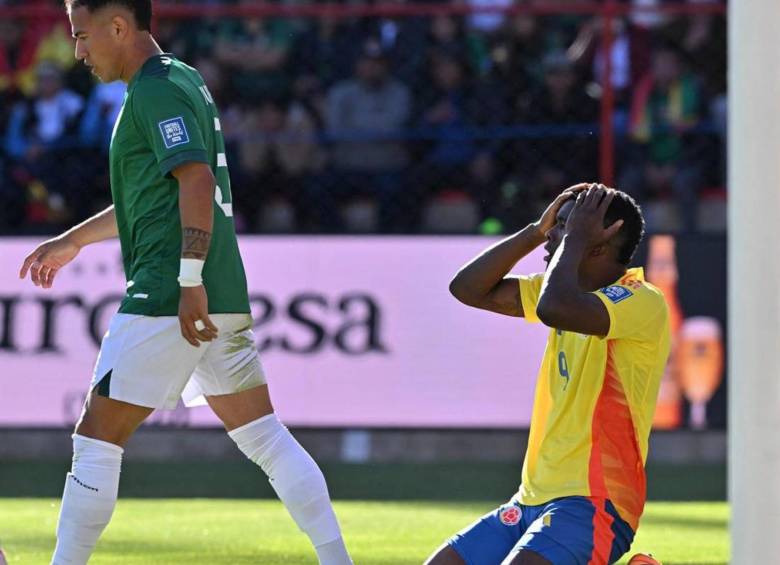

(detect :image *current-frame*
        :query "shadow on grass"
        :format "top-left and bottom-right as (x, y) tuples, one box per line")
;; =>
(0, 461), (726, 501)
(640, 513), (728, 530)
(3, 535), (314, 565)
(4, 534), (194, 555)
(96, 544), (312, 564)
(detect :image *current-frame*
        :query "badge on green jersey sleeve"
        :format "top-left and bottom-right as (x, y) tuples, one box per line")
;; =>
(130, 78), (208, 176)
(158, 117), (190, 148)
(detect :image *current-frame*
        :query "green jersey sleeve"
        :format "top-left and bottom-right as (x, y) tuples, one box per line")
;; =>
(131, 79), (208, 177)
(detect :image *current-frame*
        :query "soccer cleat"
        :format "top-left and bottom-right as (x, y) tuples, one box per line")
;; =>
(627, 554), (662, 565)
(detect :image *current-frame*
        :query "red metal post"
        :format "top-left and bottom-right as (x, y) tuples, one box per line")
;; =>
(0, 3), (727, 21)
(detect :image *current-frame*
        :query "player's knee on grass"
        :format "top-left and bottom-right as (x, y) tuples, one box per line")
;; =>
(447, 497), (633, 565)
(510, 497), (634, 565)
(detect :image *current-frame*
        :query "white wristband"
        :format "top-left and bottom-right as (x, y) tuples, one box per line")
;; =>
(178, 258), (204, 287)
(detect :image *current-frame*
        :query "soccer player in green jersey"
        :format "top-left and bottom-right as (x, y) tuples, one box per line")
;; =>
(18, 2), (352, 564)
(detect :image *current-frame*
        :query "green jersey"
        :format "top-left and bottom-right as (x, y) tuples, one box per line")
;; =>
(109, 53), (249, 316)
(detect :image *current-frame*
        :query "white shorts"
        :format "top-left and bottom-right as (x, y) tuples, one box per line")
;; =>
(91, 313), (266, 410)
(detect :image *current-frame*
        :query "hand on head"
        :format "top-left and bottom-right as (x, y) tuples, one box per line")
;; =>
(564, 183), (624, 246)
(535, 182), (590, 235)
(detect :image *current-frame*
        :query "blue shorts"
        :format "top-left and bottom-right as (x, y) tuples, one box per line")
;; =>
(448, 496), (634, 565)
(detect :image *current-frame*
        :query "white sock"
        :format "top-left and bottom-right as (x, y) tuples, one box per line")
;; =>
(229, 414), (352, 565)
(51, 434), (123, 565)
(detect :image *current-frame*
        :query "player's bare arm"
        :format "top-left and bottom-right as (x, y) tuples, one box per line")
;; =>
(18, 205), (118, 289)
(449, 183), (589, 316)
(174, 161), (219, 347)
(537, 186), (624, 335)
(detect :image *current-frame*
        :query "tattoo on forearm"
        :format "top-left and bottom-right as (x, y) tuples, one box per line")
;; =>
(182, 227), (211, 260)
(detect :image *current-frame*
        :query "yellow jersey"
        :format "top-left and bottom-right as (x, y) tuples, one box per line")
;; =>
(516, 267), (670, 531)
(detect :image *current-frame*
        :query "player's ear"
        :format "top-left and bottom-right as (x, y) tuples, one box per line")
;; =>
(111, 15), (129, 41)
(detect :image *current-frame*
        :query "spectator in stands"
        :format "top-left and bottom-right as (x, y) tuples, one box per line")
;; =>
(290, 16), (370, 134)
(232, 98), (324, 232)
(466, 0), (513, 37)
(291, 17), (362, 94)
(360, 0), (429, 88)
(309, 40), (411, 232)
(661, 1), (727, 187)
(620, 45), (705, 232)
(0, 10), (75, 139)
(675, 2), (726, 104)
(516, 51), (598, 217)
(0, 19), (26, 230)
(79, 81), (126, 152)
(630, 0), (670, 32)
(73, 80), (126, 222)
(0, 2), (728, 237)
(0, 1), (75, 98)
(0, 18), (29, 97)
(192, 55), (248, 167)
(412, 52), (479, 193)
(487, 11), (548, 112)
(212, 4), (295, 102)
(410, 50), (508, 230)
(568, 16), (633, 108)
(463, 151), (506, 229)
(156, 14), (220, 63)
(5, 61), (85, 228)
(425, 14), (489, 78)
(5, 62), (84, 163)
(422, 53), (478, 148)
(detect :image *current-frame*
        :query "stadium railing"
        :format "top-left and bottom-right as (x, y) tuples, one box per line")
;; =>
(0, 1), (727, 235)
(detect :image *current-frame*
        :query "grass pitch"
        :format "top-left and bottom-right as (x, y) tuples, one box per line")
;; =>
(0, 499), (728, 564)
(0, 461), (727, 563)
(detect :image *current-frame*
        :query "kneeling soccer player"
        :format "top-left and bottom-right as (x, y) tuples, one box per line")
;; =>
(426, 184), (670, 565)
(19, 2), (351, 564)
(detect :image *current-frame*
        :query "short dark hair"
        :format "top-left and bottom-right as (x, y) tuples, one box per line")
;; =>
(65, 0), (152, 32)
(603, 190), (645, 265)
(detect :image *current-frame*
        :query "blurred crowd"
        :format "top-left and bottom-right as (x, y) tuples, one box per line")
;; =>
(0, 0), (727, 235)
